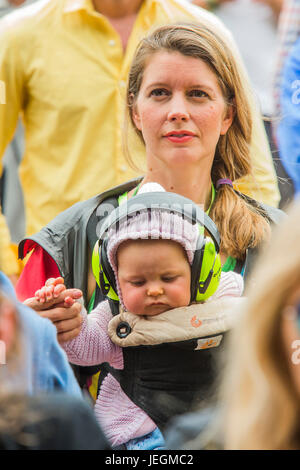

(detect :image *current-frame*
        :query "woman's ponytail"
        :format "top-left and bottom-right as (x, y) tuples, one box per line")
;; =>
(210, 184), (271, 259)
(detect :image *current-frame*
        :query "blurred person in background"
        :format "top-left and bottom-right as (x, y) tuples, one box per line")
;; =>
(273, 0), (300, 119)
(0, 270), (110, 449)
(190, 0), (294, 208)
(167, 198), (300, 450)
(0, 0), (30, 285)
(276, 1), (300, 196)
(0, 270), (83, 395)
(0, 212), (19, 284)
(0, 0), (280, 282)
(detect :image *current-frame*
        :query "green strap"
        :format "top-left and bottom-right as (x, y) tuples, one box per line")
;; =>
(197, 182), (215, 236)
(210, 186), (237, 273)
(132, 183), (141, 196)
(206, 182), (215, 215)
(117, 183), (141, 205)
(87, 289), (96, 313)
(222, 256), (237, 273)
(117, 191), (128, 206)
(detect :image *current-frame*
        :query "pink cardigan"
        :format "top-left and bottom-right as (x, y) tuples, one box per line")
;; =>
(62, 271), (243, 447)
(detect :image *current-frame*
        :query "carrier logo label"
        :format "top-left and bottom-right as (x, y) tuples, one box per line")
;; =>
(195, 335), (223, 350)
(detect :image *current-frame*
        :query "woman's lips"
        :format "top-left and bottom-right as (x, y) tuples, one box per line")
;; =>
(164, 131), (196, 143)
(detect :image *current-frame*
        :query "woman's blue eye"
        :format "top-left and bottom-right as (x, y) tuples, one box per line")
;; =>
(150, 88), (169, 97)
(189, 90), (208, 98)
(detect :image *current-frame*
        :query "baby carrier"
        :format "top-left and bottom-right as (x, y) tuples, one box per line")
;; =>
(91, 191), (243, 429)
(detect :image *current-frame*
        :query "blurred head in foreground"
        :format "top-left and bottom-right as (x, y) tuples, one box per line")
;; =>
(218, 199), (300, 449)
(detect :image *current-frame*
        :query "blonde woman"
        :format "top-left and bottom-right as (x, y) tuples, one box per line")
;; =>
(20, 23), (283, 309)
(20, 24), (284, 404)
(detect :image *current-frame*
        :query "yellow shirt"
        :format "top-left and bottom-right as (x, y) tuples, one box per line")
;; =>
(0, 0), (280, 272)
(0, 210), (19, 275)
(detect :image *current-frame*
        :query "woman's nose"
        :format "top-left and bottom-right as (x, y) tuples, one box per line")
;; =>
(167, 95), (189, 122)
(147, 286), (164, 297)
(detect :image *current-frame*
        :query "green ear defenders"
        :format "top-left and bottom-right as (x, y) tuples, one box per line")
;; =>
(92, 192), (222, 304)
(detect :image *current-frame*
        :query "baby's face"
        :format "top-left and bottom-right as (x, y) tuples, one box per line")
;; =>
(117, 239), (191, 316)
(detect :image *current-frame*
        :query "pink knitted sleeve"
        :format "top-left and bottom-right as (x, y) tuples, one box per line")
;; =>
(62, 300), (122, 366)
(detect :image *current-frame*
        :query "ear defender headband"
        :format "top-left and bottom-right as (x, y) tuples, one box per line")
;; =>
(92, 192), (222, 304)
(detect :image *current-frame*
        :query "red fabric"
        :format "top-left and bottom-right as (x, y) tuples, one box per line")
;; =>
(16, 241), (60, 301)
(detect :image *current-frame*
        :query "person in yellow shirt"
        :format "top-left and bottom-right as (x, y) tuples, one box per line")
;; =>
(0, 0), (280, 278)
(0, 210), (19, 282)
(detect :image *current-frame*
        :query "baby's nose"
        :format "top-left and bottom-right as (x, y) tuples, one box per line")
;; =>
(147, 286), (164, 297)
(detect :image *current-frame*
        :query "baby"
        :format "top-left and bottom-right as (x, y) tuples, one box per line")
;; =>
(35, 193), (244, 450)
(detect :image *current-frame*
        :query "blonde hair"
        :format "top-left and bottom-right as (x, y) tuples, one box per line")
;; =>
(215, 199), (300, 449)
(126, 23), (270, 259)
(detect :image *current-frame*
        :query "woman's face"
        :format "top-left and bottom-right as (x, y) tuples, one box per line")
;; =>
(132, 51), (233, 170)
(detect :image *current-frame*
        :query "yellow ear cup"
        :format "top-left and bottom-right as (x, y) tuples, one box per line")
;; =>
(91, 240), (119, 301)
(195, 237), (221, 302)
(92, 240), (100, 287)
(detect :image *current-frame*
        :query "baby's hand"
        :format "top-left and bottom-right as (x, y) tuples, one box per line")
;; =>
(35, 277), (66, 303)
(34, 277), (83, 308)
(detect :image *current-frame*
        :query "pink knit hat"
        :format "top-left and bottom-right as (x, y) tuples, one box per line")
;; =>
(106, 183), (199, 305)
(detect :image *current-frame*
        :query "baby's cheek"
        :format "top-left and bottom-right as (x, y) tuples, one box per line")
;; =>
(171, 282), (190, 306)
(122, 288), (144, 314)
